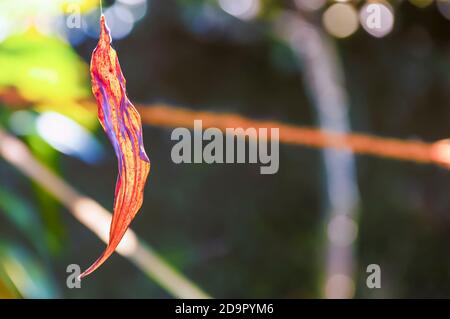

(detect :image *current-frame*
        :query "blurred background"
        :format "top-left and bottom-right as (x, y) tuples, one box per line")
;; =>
(1, 0), (450, 298)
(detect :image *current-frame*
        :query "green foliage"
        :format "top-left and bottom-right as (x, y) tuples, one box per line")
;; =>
(0, 4), (99, 295)
(0, 33), (88, 102)
(0, 187), (47, 255)
(0, 242), (59, 298)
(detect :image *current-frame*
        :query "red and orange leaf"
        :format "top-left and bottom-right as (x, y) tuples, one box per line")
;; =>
(80, 15), (150, 279)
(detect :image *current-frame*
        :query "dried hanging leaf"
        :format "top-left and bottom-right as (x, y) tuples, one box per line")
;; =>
(80, 15), (150, 279)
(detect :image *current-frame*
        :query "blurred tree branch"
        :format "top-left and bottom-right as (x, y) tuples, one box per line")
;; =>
(1, 87), (448, 169)
(0, 127), (211, 299)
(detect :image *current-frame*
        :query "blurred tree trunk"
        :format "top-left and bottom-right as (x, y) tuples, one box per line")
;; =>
(276, 12), (360, 298)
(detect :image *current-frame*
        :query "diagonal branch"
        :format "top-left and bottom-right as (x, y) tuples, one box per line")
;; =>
(0, 127), (211, 299)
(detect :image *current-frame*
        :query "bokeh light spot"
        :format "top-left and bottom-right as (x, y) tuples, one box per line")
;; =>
(360, 2), (394, 38)
(323, 3), (359, 39)
(218, 0), (260, 21)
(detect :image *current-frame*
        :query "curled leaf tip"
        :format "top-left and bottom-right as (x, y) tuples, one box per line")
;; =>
(81, 15), (150, 279)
